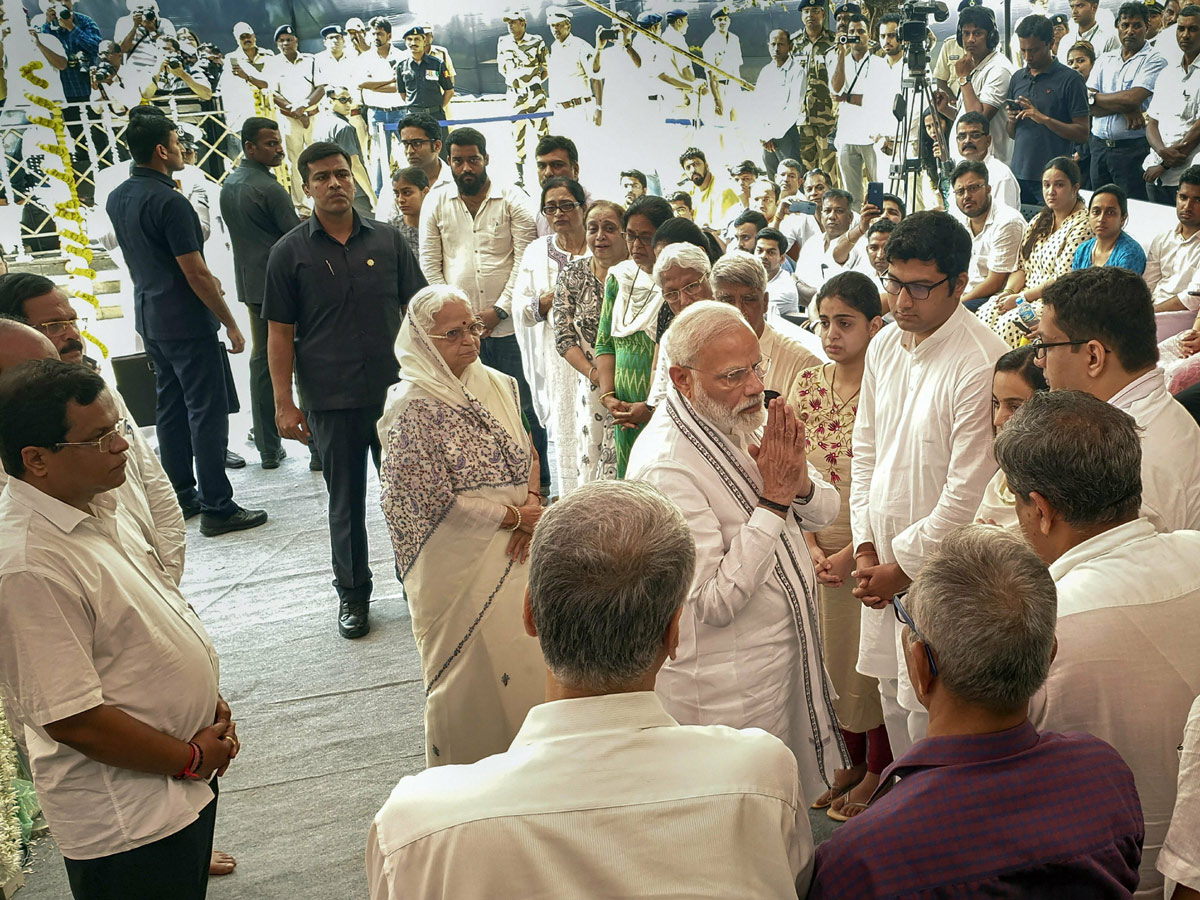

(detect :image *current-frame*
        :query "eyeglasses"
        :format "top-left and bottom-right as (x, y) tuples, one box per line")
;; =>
(625, 231), (654, 247)
(54, 418), (133, 453)
(1030, 336), (1105, 359)
(400, 138), (430, 149)
(542, 201), (582, 215)
(953, 182), (986, 197)
(893, 592), (938, 677)
(428, 321), (486, 342)
(682, 356), (772, 390)
(33, 317), (81, 337)
(883, 274), (950, 300)
(450, 155), (484, 167)
(956, 130), (986, 141)
(661, 279), (707, 305)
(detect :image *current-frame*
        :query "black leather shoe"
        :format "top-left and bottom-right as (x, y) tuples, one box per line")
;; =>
(338, 599), (370, 639)
(200, 506), (268, 537)
(180, 499), (201, 519)
(261, 448), (287, 469)
(225, 450), (246, 469)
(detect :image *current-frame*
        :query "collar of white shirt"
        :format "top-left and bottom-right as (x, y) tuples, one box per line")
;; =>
(1047, 517), (1158, 612)
(1105, 367), (1162, 408)
(510, 692), (678, 748)
(5, 476), (115, 534)
(898, 295), (971, 355)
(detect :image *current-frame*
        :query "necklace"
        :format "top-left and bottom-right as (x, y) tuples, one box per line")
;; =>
(826, 363), (861, 416)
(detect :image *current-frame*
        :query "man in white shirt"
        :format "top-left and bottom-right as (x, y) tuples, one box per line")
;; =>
(829, 12), (891, 207)
(850, 211), (1008, 755)
(628, 301), (847, 807)
(996, 390), (1200, 900)
(1160, 693), (1200, 898)
(267, 25), (322, 208)
(368, 479), (815, 899)
(312, 23), (369, 161)
(220, 24), (275, 152)
(357, 17), (407, 196)
(0, 359), (236, 899)
(703, 6), (744, 131)
(1036, 266), (1200, 531)
(953, 112), (1020, 209)
(662, 9), (705, 122)
(796, 189), (866, 305)
(546, 8), (598, 142)
(418, 127), (544, 492)
(114, 0), (175, 95)
(944, 4), (1016, 164)
(756, 227), (802, 318)
(1058, 0), (1121, 61)
(949, 160), (1026, 310)
(753, 29), (806, 177)
(1144, 5), (1200, 206)
(1144, 167), (1200, 309)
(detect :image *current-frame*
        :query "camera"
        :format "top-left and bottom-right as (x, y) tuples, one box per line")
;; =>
(898, 0), (948, 71)
(90, 61), (117, 83)
(598, 26), (620, 41)
(836, 33), (860, 44)
(66, 50), (90, 69)
(164, 54), (185, 71)
(133, 6), (158, 23)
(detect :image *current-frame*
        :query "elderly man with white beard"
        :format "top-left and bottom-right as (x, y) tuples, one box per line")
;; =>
(627, 301), (848, 806)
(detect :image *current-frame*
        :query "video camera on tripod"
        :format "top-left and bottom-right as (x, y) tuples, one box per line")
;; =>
(898, 0), (949, 72)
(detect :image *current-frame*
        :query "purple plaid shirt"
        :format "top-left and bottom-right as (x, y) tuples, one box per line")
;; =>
(810, 721), (1143, 899)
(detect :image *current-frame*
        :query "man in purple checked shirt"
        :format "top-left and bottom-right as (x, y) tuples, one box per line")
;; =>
(810, 525), (1144, 898)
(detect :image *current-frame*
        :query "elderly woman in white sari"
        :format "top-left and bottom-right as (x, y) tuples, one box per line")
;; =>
(379, 285), (546, 767)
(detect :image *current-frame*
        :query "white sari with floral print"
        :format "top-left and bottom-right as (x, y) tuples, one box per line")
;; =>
(379, 316), (545, 767)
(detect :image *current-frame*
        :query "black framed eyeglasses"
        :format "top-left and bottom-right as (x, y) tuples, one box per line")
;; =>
(883, 274), (950, 300)
(400, 138), (431, 149)
(1030, 336), (1102, 360)
(542, 201), (582, 215)
(893, 592), (938, 677)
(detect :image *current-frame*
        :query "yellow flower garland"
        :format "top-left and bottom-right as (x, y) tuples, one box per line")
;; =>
(19, 60), (107, 358)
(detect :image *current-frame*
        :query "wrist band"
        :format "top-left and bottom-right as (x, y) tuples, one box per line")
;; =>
(173, 741), (203, 780)
(758, 496), (791, 514)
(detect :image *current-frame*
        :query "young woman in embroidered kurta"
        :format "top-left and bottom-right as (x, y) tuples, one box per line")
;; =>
(789, 272), (892, 822)
(978, 157), (1092, 348)
(379, 287), (546, 767)
(594, 196), (674, 477)
(554, 201), (627, 484)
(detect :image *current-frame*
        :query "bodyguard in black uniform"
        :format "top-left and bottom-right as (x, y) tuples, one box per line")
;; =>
(396, 25), (454, 154)
(264, 142), (426, 639)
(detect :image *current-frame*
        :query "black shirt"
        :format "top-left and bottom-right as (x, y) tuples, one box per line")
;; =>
(1006, 59), (1090, 181)
(262, 213), (427, 410)
(219, 159), (300, 307)
(396, 53), (452, 109)
(106, 167), (215, 341)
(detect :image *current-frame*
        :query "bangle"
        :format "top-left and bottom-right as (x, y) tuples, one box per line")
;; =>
(527, 489), (543, 498)
(505, 505), (522, 532)
(599, 391), (616, 401)
(173, 741), (203, 780)
(758, 496), (791, 514)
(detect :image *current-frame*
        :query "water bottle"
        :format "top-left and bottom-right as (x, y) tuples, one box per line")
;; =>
(1015, 296), (1039, 333)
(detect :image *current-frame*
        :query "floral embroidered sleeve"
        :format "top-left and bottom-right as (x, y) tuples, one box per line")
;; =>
(553, 263), (581, 358)
(594, 273), (618, 358)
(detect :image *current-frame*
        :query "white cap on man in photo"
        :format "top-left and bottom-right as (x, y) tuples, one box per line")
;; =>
(232, 21), (254, 39)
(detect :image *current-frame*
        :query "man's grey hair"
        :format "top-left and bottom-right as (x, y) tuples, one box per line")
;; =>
(528, 480), (696, 691)
(408, 284), (471, 334)
(652, 242), (711, 287)
(711, 250), (767, 294)
(994, 390), (1142, 528)
(665, 300), (753, 368)
(906, 525), (1057, 714)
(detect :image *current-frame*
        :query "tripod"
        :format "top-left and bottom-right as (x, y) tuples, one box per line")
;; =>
(886, 57), (952, 211)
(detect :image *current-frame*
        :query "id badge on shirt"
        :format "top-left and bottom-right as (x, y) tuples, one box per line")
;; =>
(425, 69), (439, 81)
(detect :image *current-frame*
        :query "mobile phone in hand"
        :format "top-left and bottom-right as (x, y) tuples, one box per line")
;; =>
(866, 181), (884, 211)
(789, 200), (817, 215)
(1003, 99), (1023, 111)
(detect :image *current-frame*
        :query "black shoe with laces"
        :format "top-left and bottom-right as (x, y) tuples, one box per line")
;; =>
(199, 506), (268, 537)
(338, 598), (370, 639)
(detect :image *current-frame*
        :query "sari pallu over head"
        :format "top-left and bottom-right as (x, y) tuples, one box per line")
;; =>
(378, 309), (531, 580)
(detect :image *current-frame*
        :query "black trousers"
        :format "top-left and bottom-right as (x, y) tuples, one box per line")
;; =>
(143, 334), (236, 516)
(245, 304), (281, 458)
(306, 404), (384, 604)
(64, 780), (218, 900)
(762, 124), (801, 180)
(1090, 136), (1150, 201)
(480, 334), (550, 492)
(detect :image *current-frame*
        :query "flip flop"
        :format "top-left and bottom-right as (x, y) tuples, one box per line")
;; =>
(810, 774), (864, 810)
(827, 800), (872, 822)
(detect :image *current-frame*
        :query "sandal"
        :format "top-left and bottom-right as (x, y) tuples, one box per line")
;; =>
(827, 800), (872, 822)
(810, 767), (866, 810)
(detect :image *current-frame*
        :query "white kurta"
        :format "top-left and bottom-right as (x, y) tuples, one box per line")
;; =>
(512, 235), (589, 495)
(849, 304), (1007, 708)
(1030, 518), (1200, 900)
(627, 387), (846, 805)
(1107, 368), (1200, 532)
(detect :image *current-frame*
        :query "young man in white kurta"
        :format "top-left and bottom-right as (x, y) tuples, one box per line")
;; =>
(628, 302), (846, 806)
(850, 211), (1007, 755)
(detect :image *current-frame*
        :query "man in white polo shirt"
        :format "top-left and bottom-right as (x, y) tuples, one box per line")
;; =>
(949, 160), (1025, 310)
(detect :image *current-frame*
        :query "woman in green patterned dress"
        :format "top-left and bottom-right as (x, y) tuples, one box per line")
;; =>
(595, 196), (674, 477)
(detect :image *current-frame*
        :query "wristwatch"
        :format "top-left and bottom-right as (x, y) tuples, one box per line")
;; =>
(493, 306), (509, 322)
(958, 75), (970, 86)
